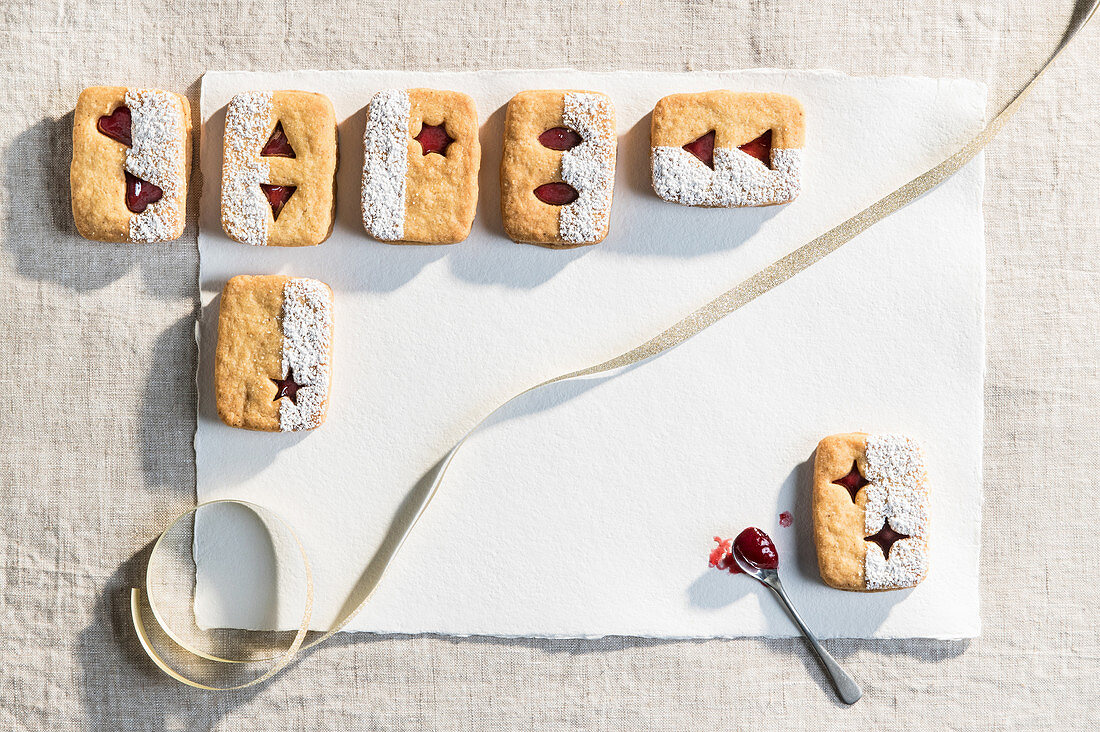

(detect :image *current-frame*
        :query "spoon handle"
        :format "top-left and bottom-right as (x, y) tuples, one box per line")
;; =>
(767, 578), (863, 705)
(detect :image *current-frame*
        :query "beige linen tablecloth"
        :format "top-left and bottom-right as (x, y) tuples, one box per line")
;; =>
(1, 0), (1097, 728)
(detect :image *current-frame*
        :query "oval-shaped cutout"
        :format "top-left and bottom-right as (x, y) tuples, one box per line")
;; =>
(533, 182), (579, 206)
(538, 127), (583, 151)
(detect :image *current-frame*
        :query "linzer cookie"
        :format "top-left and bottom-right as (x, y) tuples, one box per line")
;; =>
(500, 90), (616, 248)
(71, 86), (191, 242)
(215, 275), (334, 432)
(362, 88), (481, 244)
(812, 432), (930, 592)
(221, 90), (337, 247)
(650, 91), (804, 207)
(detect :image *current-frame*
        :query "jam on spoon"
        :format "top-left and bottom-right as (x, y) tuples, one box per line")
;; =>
(732, 526), (780, 570)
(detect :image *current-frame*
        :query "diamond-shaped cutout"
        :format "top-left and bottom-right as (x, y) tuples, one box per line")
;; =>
(683, 130), (716, 169)
(261, 122), (296, 158)
(832, 461), (869, 502)
(864, 523), (910, 560)
(259, 184), (296, 221)
(738, 129), (773, 168)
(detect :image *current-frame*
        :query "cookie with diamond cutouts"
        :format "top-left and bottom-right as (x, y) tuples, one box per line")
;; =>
(650, 91), (804, 208)
(215, 275), (334, 432)
(221, 90), (337, 247)
(812, 432), (930, 592)
(71, 86), (191, 242)
(361, 88), (481, 245)
(500, 90), (616, 248)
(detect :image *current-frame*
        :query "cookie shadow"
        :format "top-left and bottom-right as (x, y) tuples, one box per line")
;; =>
(601, 114), (784, 259)
(192, 292), (310, 486)
(139, 314), (200, 494)
(4, 96), (199, 299)
(332, 103), (449, 292)
(449, 101), (593, 289)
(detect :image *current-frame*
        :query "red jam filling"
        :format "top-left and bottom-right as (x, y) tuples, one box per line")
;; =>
(738, 129), (773, 167)
(414, 123), (454, 156)
(708, 536), (742, 574)
(533, 182), (579, 206)
(833, 461), (870, 502)
(97, 106), (133, 147)
(733, 527), (779, 570)
(261, 122), (296, 158)
(259, 184), (296, 221)
(779, 511), (793, 528)
(683, 130), (715, 169)
(864, 524), (910, 560)
(124, 172), (163, 213)
(538, 127), (583, 151)
(271, 368), (302, 405)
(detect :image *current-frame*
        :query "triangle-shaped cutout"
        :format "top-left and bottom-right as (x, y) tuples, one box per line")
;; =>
(738, 129), (773, 168)
(260, 184), (296, 221)
(682, 130), (716, 169)
(261, 122), (296, 158)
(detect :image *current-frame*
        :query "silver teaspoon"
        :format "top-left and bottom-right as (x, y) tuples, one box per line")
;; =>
(731, 538), (863, 705)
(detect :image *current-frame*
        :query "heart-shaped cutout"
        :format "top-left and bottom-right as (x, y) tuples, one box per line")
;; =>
(98, 106), (132, 147)
(125, 171), (163, 213)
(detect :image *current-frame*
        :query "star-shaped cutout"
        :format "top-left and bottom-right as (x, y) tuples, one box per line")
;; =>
(271, 367), (304, 405)
(414, 123), (454, 156)
(832, 461), (869, 502)
(864, 523), (910, 560)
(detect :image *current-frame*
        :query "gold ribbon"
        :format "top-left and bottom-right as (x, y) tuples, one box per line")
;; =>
(133, 2), (1099, 688)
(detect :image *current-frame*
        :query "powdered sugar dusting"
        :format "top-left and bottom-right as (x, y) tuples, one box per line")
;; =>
(279, 278), (333, 432)
(222, 91), (272, 246)
(861, 434), (930, 590)
(558, 93), (616, 244)
(125, 89), (186, 242)
(361, 89), (410, 241)
(651, 145), (801, 207)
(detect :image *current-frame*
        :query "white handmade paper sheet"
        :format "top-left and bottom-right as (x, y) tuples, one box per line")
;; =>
(195, 70), (984, 639)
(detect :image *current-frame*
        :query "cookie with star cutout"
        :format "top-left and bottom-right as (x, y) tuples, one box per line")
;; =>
(361, 88), (481, 244)
(500, 89), (617, 248)
(221, 90), (338, 247)
(650, 90), (804, 207)
(71, 86), (192, 242)
(215, 275), (334, 432)
(812, 432), (930, 591)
